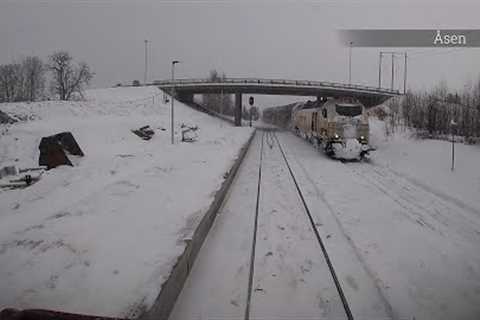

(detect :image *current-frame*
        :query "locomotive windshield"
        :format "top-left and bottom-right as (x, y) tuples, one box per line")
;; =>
(335, 104), (362, 117)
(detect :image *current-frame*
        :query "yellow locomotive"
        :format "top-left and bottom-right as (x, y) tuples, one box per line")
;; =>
(292, 97), (374, 159)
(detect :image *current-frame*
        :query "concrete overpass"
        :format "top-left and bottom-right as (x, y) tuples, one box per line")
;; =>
(154, 78), (401, 126)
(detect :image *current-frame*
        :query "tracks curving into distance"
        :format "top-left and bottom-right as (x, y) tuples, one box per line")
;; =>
(244, 130), (354, 320)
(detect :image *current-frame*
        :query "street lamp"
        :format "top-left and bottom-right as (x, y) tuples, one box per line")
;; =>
(348, 41), (353, 85)
(378, 52), (383, 88)
(171, 60), (180, 145)
(144, 40), (149, 84)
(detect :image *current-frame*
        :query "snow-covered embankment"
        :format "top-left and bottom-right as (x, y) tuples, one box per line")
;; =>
(0, 87), (253, 317)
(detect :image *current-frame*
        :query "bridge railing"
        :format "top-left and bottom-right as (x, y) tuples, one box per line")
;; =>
(153, 78), (400, 95)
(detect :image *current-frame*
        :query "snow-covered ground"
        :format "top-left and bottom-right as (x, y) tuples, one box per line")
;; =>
(172, 124), (480, 320)
(281, 125), (480, 320)
(369, 118), (480, 216)
(0, 87), (253, 317)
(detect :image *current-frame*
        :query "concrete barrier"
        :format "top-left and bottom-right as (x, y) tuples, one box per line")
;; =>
(140, 130), (256, 320)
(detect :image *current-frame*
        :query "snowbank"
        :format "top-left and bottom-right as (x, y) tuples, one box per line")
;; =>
(0, 87), (253, 317)
(369, 118), (480, 216)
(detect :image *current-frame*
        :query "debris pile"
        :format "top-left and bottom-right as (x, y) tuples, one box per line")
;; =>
(181, 123), (199, 142)
(0, 110), (16, 124)
(0, 167), (45, 190)
(131, 125), (155, 141)
(0, 166), (18, 178)
(38, 132), (84, 169)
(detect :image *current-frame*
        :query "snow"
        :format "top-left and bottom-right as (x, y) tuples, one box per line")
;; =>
(249, 134), (345, 319)
(172, 132), (392, 320)
(173, 124), (480, 320)
(170, 134), (261, 320)
(332, 139), (364, 160)
(278, 125), (480, 319)
(369, 118), (480, 216)
(5, 92), (478, 320)
(0, 86), (253, 317)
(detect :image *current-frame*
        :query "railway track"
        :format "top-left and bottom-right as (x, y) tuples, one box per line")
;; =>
(170, 130), (392, 320)
(172, 129), (480, 320)
(243, 130), (353, 320)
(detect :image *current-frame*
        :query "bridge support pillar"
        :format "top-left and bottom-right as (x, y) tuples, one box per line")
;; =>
(177, 92), (194, 104)
(234, 93), (242, 127)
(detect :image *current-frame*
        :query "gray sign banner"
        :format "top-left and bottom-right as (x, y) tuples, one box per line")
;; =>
(338, 29), (480, 47)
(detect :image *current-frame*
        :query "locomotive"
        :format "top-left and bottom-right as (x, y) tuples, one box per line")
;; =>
(292, 97), (374, 160)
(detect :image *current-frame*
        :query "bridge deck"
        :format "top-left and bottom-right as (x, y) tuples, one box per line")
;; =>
(153, 78), (400, 98)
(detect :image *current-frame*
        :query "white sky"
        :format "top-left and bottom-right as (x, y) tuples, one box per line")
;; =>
(1, 0), (480, 107)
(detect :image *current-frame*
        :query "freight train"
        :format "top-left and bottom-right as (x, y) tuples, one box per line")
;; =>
(292, 97), (374, 160)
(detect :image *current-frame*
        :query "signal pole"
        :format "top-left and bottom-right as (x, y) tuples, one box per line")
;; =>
(171, 60), (180, 145)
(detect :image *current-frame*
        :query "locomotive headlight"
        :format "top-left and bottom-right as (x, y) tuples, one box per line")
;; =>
(334, 133), (339, 139)
(360, 135), (365, 140)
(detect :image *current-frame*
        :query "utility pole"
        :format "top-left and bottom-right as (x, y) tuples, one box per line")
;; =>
(348, 41), (353, 84)
(379, 51), (407, 92)
(144, 40), (149, 84)
(378, 52), (383, 88)
(171, 60), (180, 145)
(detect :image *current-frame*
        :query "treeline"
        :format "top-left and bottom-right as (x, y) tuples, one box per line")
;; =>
(201, 70), (235, 115)
(0, 51), (93, 103)
(380, 79), (480, 142)
(0, 56), (45, 102)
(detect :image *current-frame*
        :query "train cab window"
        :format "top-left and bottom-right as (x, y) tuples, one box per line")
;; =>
(322, 108), (327, 118)
(335, 104), (362, 117)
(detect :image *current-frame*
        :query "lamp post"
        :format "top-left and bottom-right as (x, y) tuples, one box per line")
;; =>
(378, 52), (383, 88)
(403, 52), (408, 94)
(171, 60), (180, 145)
(144, 40), (149, 84)
(348, 41), (353, 84)
(391, 53), (394, 90)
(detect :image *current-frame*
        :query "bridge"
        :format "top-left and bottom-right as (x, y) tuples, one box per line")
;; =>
(153, 78), (401, 126)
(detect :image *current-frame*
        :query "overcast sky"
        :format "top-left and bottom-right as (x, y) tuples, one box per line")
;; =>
(1, 0), (480, 107)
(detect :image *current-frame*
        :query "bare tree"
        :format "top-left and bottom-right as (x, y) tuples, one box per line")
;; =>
(0, 63), (23, 102)
(201, 70), (233, 114)
(399, 79), (480, 141)
(48, 51), (94, 100)
(22, 56), (45, 101)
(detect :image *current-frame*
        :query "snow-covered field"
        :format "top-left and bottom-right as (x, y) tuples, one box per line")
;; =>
(2, 96), (479, 320)
(0, 87), (253, 317)
(369, 119), (480, 216)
